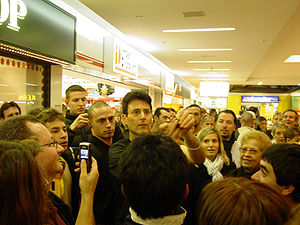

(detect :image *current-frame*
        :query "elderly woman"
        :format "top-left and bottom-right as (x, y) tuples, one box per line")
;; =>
(201, 115), (215, 129)
(197, 127), (235, 181)
(272, 122), (288, 144)
(227, 130), (271, 179)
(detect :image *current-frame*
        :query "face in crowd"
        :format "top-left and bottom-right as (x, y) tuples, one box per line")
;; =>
(44, 119), (68, 152)
(201, 132), (220, 162)
(2, 106), (21, 119)
(240, 138), (263, 173)
(66, 91), (87, 115)
(123, 99), (153, 141)
(283, 111), (298, 128)
(26, 122), (64, 181)
(156, 109), (171, 126)
(216, 112), (236, 141)
(273, 127), (286, 143)
(272, 114), (282, 125)
(188, 106), (202, 128)
(90, 106), (115, 141)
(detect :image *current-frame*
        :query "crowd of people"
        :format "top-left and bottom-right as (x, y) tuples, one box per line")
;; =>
(0, 85), (299, 225)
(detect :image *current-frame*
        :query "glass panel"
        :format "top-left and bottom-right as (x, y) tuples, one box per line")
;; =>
(0, 56), (44, 114)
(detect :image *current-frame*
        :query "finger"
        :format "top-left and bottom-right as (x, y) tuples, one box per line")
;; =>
(158, 123), (169, 134)
(176, 109), (184, 120)
(180, 114), (194, 128)
(179, 110), (190, 126)
(90, 157), (98, 172)
(74, 168), (80, 173)
(80, 159), (87, 176)
(167, 119), (178, 136)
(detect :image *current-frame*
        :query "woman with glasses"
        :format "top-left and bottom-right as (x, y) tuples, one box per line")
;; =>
(227, 130), (271, 179)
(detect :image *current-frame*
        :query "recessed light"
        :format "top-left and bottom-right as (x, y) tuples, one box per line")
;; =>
(178, 48), (232, 52)
(188, 61), (232, 63)
(163, 28), (236, 32)
(257, 82), (263, 85)
(284, 55), (300, 62)
(193, 69), (231, 71)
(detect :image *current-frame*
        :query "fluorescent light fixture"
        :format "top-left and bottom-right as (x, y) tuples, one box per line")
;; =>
(198, 74), (230, 77)
(193, 69), (231, 71)
(178, 48), (232, 52)
(284, 55), (300, 62)
(0, 84), (8, 87)
(188, 61), (232, 63)
(25, 83), (38, 86)
(199, 81), (230, 97)
(257, 82), (263, 85)
(163, 28), (236, 32)
(200, 78), (230, 81)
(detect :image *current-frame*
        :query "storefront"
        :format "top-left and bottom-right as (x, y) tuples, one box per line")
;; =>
(0, 0), (76, 113)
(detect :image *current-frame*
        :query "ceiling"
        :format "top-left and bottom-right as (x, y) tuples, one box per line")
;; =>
(79, 0), (300, 91)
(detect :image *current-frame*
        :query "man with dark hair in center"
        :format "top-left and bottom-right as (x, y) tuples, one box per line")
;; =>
(119, 134), (190, 224)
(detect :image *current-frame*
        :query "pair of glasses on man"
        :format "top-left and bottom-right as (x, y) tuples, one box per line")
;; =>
(40, 141), (59, 149)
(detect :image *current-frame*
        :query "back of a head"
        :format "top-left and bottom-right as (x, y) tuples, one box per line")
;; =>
(262, 144), (300, 203)
(0, 140), (48, 225)
(201, 115), (215, 124)
(240, 112), (254, 126)
(0, 115), (39, 141)
(284, 127), (300, 141)
(65, 84), (86, 100)
(122, 90), (152, 115)
(119, 134), (189, 219)
(198, 177), (292, 225)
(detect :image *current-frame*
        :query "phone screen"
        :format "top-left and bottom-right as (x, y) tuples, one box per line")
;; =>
(79, 142), (91, 173)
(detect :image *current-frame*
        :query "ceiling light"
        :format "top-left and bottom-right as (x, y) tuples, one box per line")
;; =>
(178, 48), (232, 52)
(0, 84), (8, 87)
(200, 78), (230, 81)
(193, 69), (231, 71)
(258, 82), (263, 85)
(163, 28), (236, 32)
(198, 74), (230, 78)
(284, 55), (300, 62)
(188, 61), (232, 63)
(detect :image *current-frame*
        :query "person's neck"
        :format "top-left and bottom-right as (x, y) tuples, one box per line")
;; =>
(222, 136), (231, 141)
(207, 156), (216, 162)
(97, 136), (113, 146)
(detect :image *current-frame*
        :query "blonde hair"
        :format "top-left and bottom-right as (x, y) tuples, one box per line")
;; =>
(197, 127), (230, 165)
(271, 122), (288, 136)
(241, 130), (272, 152)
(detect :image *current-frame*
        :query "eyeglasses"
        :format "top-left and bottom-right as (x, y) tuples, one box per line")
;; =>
(240, 147), (260, 155)
(129, 109), (152, 117)
(40, 141), (58, 149)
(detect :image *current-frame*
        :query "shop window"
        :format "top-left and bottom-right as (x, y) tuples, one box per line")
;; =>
(0, 56), (44, 114)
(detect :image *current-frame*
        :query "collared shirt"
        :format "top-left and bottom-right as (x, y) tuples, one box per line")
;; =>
(128, 207), (186, 225)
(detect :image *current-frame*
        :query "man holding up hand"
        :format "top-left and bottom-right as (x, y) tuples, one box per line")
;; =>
(65, 85), (90, 147)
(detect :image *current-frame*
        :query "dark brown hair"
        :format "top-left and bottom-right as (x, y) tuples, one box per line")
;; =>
(198, 177), (292, 225)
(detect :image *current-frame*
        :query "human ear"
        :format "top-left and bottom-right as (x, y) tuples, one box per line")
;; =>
(281, 184), (295, 196)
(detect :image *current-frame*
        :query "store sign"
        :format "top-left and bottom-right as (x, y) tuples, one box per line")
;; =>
(241, 96), (279, 103)
(0, 0), (76, 63)
(0, 0), (27, 31)
(104, 36), (138, 79)
(18, 94), (36, 101)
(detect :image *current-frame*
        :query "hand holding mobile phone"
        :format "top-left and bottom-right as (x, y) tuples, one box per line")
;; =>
(79, 142), (92, 173)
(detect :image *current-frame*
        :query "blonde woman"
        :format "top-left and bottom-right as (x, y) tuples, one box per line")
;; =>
(271, 122), (288, 144)
(197, 127), (235, 181)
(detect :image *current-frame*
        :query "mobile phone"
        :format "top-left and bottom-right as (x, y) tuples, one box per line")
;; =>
(79, 142), (92, 173)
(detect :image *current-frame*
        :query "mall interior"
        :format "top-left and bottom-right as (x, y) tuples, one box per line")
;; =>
(0, 0), (300, 121)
